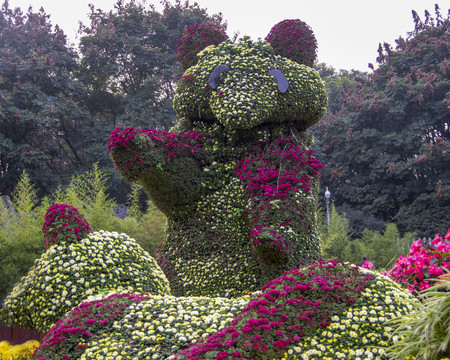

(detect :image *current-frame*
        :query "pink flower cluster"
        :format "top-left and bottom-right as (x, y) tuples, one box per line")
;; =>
(33, 293), (148, 360)
(386, 229), (450, 293)
(107, 127), (207, 181)
(175, 260), (370, 359)
(42, 204), (91, 249)
(361, 261), (374, 269)
(177, 24), (228, 72)
(234, 137), (323, 254)
(235, 137), (322, 198)
(265, 19), (317, 67)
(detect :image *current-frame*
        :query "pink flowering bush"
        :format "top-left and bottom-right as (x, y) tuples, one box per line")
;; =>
(42, 204), (91, 249)
(361, 260), (374, 269)
(386, 229), (450, 293)
(265, 19), (317, 67)
(177, 24), (228, 72)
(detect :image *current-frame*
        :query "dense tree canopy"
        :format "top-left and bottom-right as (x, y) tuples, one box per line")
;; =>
(0, 1), (110, 195)
(313, 5), (450, 237)
(77, 0), (227, 130)
(0, 0), (226, 198)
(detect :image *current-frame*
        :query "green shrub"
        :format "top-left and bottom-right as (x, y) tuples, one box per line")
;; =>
(0, 171), (47, 302)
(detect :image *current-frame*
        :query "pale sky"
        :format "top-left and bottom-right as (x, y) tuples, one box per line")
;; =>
(6, 0), (445, 72)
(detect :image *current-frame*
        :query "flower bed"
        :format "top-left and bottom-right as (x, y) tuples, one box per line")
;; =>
(32, 293), (250, 360)
(176, 260), (413, 360)
(31, 261), (413, 360)
(0, 340), (39, 360)
(386, 229), (450, 293)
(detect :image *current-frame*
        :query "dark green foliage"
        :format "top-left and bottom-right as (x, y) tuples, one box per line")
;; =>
(312, 7), (450, 237)
(0, 3), (112, 197)
(339, 203), (386, 239)
(78, 0), (227, 130)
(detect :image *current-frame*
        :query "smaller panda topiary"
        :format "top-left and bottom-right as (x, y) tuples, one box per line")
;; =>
(0, 205), (171, 334)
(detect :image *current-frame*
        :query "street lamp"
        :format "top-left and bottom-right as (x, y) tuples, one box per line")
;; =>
(325, 187), (331, 228)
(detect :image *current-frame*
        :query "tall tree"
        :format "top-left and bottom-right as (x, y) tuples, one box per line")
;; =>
(313, 6), (450, 237)
(78, 0), (227, 130)
(0, 1), (108, 196)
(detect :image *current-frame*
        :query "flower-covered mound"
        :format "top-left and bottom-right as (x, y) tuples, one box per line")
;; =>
(173, 37), (327, 131)
(386, 229), (450, 293)
(32, 293), (250, 360)
(1, 230), (170, 333)
(175, 261), (414, 360)
(33, 261), (413, 360)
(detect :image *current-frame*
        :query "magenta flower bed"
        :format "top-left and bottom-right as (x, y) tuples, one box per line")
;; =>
(386, 229), (450, 292)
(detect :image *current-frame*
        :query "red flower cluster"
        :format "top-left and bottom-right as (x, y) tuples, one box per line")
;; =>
(386, 229), (450, 293)
(107, 127), (207, 181)
(177, 24), (228, 72)
(234, 137), (323, 257)
(265, 19), (317, 67)
(34, 293), (148, 360)
(176, 260), (370, 359)
(42, 204), (91, 249)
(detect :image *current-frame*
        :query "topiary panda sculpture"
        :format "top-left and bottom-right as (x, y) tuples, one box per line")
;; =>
(108, 20), (328, 297)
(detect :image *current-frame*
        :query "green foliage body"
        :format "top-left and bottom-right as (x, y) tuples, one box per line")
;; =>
(313, 8), (450, 237)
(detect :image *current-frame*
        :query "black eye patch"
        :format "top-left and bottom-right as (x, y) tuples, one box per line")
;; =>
(208, 64), (230, 89)
(269, 69), (289, 93)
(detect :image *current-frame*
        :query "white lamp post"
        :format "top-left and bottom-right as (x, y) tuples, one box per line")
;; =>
(325, 187), (331, 229)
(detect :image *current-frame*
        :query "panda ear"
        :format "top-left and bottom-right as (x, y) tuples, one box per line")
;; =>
(177, 24), (228, 72)
(265, 19), (317, 67)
